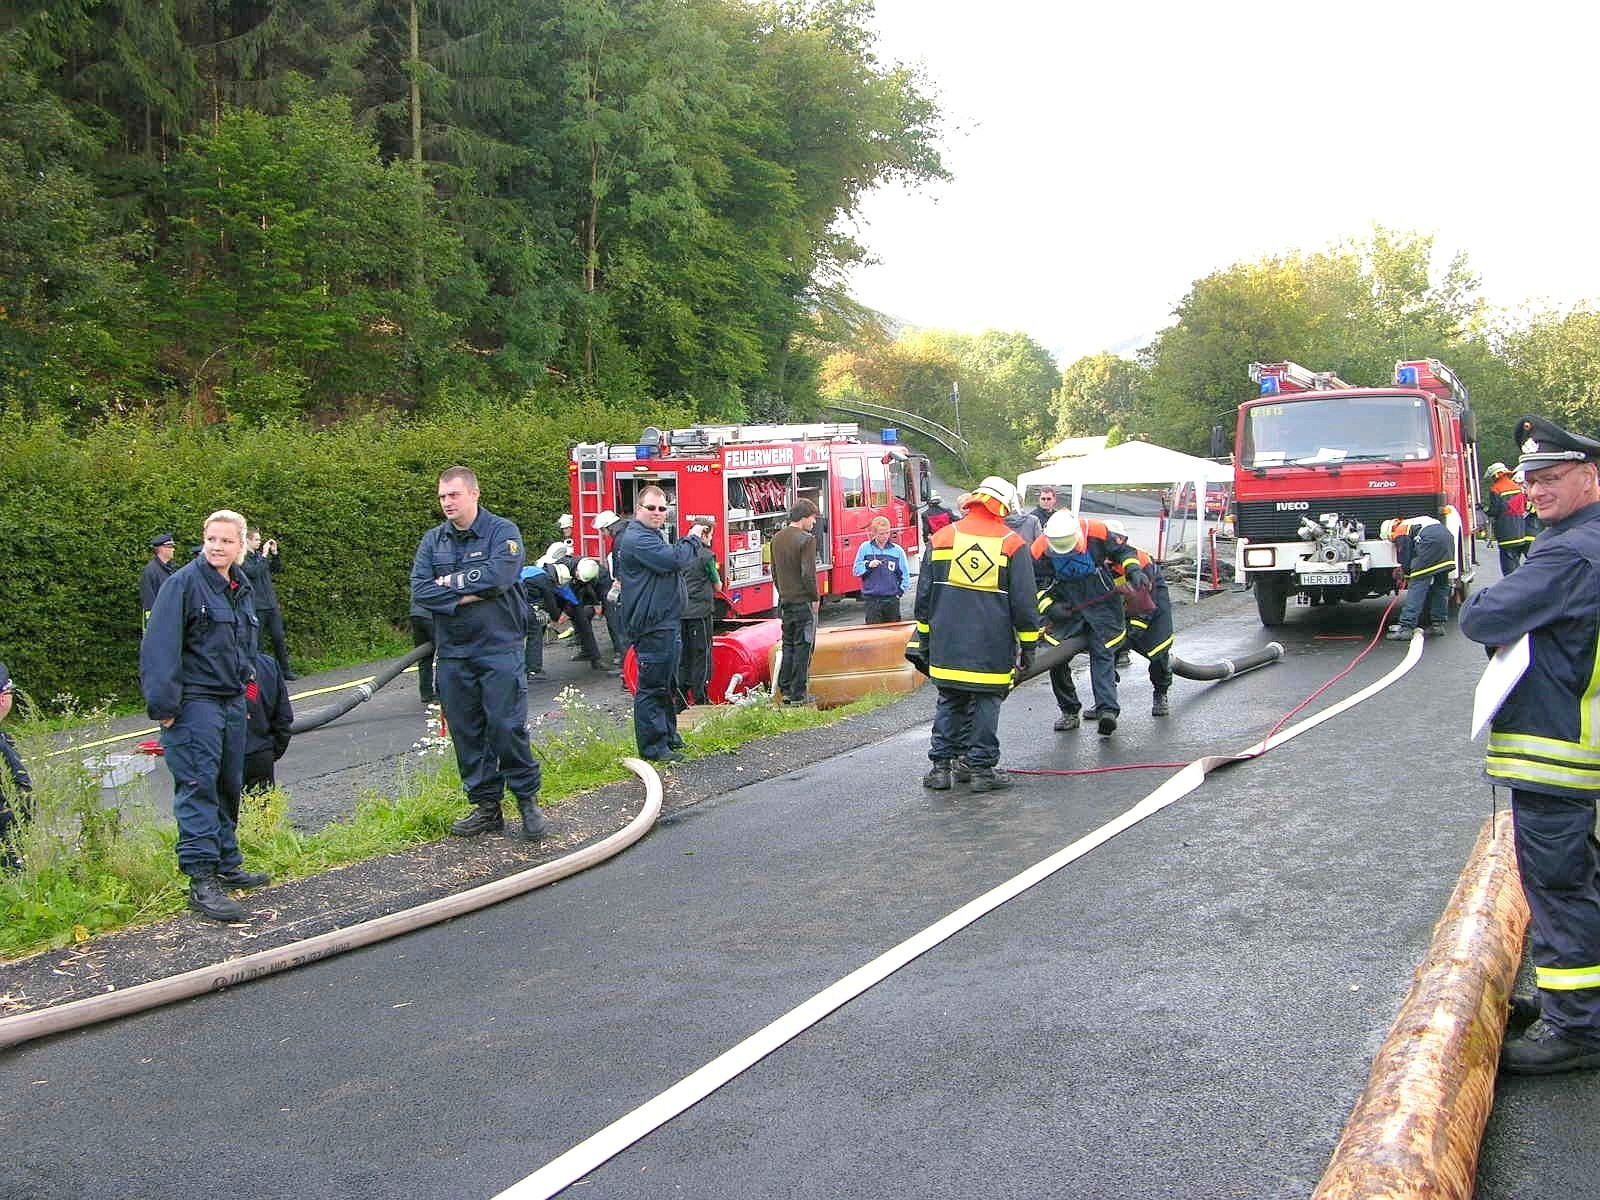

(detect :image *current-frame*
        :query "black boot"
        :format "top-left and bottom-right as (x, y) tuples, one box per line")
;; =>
(450, 803), (504, 836)
(969, 766), (1014, 792)
(216, 865), (271, 889)
(1151, 691), (1170, 717)
(1052, 711), (1080, 731)
(951, 758), (972, 784)
(1097, 712), (1118, 736)
(188, 875), (246, 922)
(517, 795), (548, 841)
(922, 760), (953, 790)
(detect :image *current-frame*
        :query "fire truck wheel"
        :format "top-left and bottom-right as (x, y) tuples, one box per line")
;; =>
(1254, 576), (1288, 627)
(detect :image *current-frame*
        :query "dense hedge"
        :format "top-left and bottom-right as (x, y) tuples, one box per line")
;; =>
(0, 394), (689, 709)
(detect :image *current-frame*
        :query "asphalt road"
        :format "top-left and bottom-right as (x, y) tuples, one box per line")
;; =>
(8, 572), (1595, 1198)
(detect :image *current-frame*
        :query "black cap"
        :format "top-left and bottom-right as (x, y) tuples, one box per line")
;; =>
(150, 531), (175, 548)
(0, 661), (11, 694)
(1513, 416), (1600, 473)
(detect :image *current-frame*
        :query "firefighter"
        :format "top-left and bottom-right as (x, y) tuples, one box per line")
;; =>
(1032, 510), (1140, 735)
(1460, 416), (1600, 1074)
(1103, 520), (1175, 717)
(905, 476), (1038, 792)
(1484, 462), (1534, 575)
(1380, 515), (1454, 640)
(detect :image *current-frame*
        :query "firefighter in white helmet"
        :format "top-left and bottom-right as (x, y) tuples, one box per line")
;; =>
(905, 476), (1038, 792)
(1484, 461), (1533, 575)
(1032, 510), (1142, 735)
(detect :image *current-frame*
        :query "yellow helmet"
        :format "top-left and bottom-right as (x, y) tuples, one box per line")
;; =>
(967, 476), (1017, 517)
(1044, 510), (1082, 554)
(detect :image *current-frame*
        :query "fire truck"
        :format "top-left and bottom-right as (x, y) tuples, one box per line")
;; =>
(1233, 358), (1481, 626)
(569, 422), (929, 617)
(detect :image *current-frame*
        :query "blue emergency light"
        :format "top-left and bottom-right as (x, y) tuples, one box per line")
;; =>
(1259, 376), (1280, 395)
(1396, 365), (1420, 387)
(882, 428), (899, 444)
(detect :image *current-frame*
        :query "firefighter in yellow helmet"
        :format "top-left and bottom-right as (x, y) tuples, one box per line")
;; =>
(905, 476), (1039, 792)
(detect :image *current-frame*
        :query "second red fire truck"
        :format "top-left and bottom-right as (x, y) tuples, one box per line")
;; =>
(569, 422), (929, 617)
(1233, 358), (1481, 626)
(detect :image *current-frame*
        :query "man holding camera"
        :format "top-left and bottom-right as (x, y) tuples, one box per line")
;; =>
(613, 487), (711, 763)
(245, 528), (297, 680)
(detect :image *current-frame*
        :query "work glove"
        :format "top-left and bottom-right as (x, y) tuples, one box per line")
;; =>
(1124, 566), (1148, 592)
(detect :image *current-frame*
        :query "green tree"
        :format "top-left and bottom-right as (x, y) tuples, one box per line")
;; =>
(1054, 354), (1147, 439)
(149, 95), (477, 416)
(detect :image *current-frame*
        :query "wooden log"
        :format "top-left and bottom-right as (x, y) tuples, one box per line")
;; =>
(1313, 811), (1528, 1199)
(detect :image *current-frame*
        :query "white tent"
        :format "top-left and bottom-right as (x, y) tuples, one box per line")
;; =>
(1017, 440), (1234, 601)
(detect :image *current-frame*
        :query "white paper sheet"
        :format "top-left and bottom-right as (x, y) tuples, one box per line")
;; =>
(1471, 634), (1531, 740)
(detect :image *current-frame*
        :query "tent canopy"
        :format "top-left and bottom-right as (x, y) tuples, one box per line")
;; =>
(1016, 440), (1233, 602)
(1017, 440), (1232, 493)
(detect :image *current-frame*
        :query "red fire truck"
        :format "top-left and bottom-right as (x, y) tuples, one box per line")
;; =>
(569, 422), (928, 617)
(1233, 358), (1481, 626)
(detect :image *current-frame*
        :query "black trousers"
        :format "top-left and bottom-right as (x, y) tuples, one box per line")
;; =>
(678, 616), (714, 706)
(1511, 787), (1600, 1040)
(777, 600), (815, 699)
(258, 605), (292, 673)
(243, 748), (277, 793)
(411, 615), (436, 701)
(863, 595), (902, 624)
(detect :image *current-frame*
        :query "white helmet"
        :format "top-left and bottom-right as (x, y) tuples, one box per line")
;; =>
(542, 541), (569, 564)
(594, 509), (621, 533)
(967, 475), (1017, 517)
(551, 562), (572, 586)
(1379, 519), (1399, 540)
(576, 557), (600, 583)
(557, 512), (573, 530)
(1103, 519), (1128, 538)
(1044, 510), (1083, 555)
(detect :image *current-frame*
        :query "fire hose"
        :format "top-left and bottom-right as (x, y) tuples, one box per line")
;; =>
(1016, 629), (1286, 687)
(288, 642), (434, 734)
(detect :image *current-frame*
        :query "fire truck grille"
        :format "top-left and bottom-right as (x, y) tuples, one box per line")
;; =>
(1235, 494), (1441, 541)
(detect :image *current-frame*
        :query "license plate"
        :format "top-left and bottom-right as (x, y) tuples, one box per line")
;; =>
(1302, 572), (1351, 586)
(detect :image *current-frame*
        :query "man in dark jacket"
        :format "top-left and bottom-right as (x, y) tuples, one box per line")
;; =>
(140, 509), (269, 922)
(1461, 416), (1600, 1074)
(0, 661), (33, 874)
(244, 528), (297, 679)
(410, 467), (547, 841)
(612, 487), (710, 762)
(140, 532), (178, 630)
(243, 653), (294, 794)
(771, 499), (820, 704)
(906, 477), (1038, 791)
(678, 534), (719, 707)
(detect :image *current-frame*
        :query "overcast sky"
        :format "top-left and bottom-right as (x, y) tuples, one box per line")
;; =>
(845, 0), (1600, 365)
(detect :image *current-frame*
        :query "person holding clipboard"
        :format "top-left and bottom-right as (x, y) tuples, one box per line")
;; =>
(1461, 415), (1600, 1074)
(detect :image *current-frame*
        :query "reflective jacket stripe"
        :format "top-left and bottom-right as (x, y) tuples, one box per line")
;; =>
(930, 664), (1015, 686)
(1143, 634), (1174, 656)
(1537, 963), (1600, 990)
(1406, 559), (1454, 579)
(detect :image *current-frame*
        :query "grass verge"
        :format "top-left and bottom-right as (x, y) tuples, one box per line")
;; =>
(0, 686), (902, 961)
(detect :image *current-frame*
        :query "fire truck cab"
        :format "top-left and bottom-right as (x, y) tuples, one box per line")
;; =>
(1233, 358), (1481, 626)
(570, 422), (927, 617)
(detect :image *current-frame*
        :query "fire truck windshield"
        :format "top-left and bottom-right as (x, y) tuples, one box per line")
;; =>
(1240, 394), (1433, 468)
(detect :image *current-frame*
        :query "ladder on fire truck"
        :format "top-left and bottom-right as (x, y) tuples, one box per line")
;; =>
(1248, 361), (1353, 395)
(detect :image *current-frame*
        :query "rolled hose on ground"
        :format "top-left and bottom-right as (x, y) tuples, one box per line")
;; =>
(1015, 630), (1285, 686)
(0, 757), (663, 1051)
(289, 642), (434, 734)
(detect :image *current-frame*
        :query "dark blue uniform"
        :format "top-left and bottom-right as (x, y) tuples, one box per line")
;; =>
(140, 555), (259, 880)
(613, 520), (707, 759)
(243, 548), (293, 677)
(410, 507), (541, 809)
(0, 661), (31, 873)
(1462, 499), (1600, 1045)
(1391, 517), (1454, 635)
